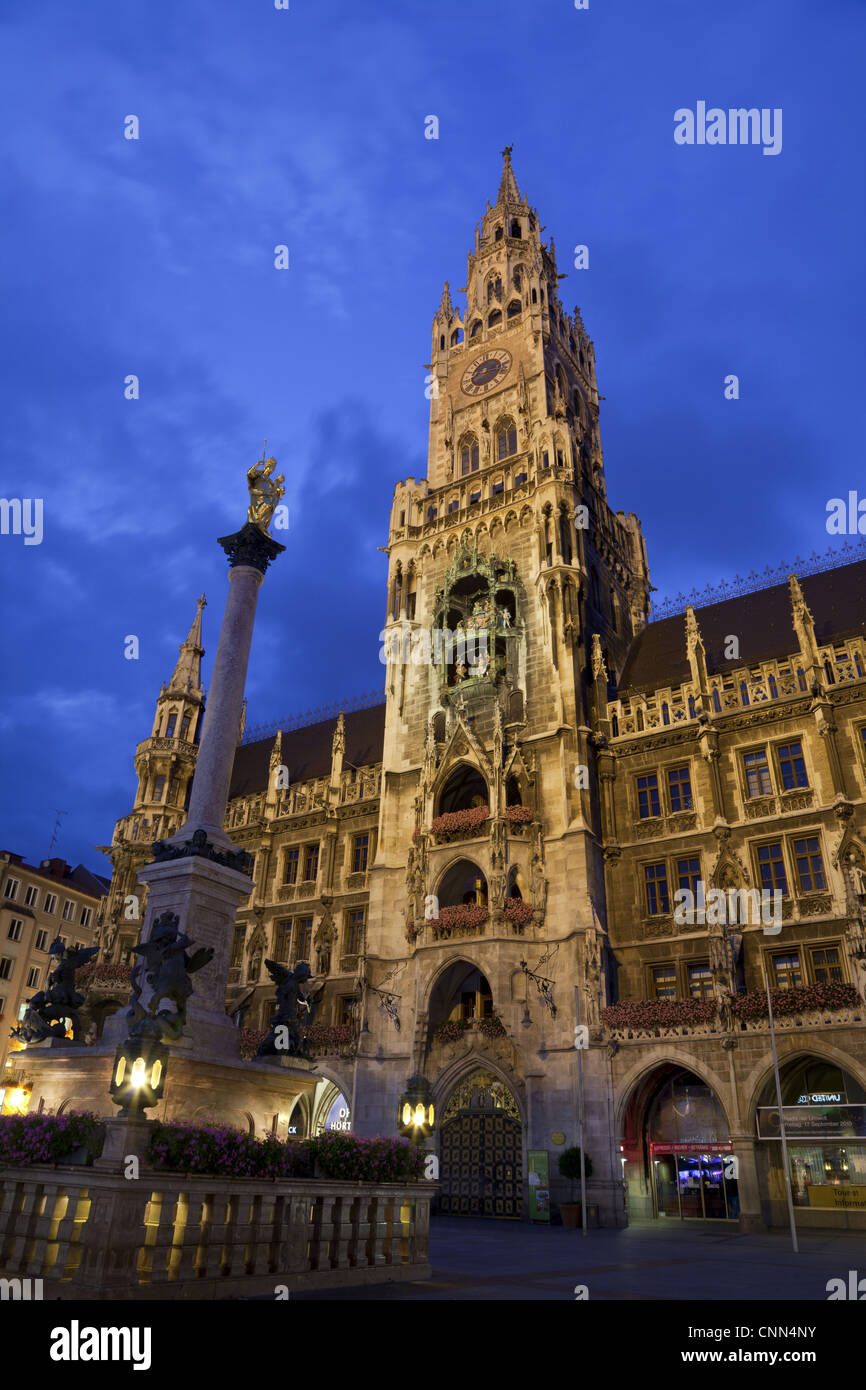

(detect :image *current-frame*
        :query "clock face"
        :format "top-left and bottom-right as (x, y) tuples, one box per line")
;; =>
(461, 349), (512, 396)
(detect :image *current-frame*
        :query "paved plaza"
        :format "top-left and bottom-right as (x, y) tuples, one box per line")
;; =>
(291, 1217), (866, 1301)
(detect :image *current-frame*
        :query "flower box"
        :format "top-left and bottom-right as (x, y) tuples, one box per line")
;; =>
(430, 805), (489, 842)
(504, 805), (533, 828)
(431, 903), (489, 938)
(504, 899), (534, 926)
(601, 998), (717, 1029)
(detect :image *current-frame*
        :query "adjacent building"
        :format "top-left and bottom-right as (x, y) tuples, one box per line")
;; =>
(0, 852), (107, 1105)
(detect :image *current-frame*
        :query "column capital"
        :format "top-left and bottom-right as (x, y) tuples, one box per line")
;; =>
(217, 521), (286, 574)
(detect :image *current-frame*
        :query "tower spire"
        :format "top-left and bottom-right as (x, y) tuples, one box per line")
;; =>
(496, 144), (521, 205)
(169, 593), (206, 694)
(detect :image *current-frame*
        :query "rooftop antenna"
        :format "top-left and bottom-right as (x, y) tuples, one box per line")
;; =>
(48, 809), (68, 854)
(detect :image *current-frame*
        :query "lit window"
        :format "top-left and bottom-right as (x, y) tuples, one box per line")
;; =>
(772, 952), (802, 990)
(644, 862), (670, 915)
(688, 963), (713, 1000)
(652, 965), (676, 999)
(793, 836), (826, 893)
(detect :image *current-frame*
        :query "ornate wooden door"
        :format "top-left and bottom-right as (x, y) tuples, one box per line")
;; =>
(438, 1070), (523, 1219)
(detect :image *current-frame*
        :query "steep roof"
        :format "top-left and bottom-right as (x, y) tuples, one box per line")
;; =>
(618, 559), (866, 696)
(228, 704), (386, 799)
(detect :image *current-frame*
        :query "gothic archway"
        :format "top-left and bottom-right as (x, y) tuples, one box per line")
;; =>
(437, 1068), (522, 1219)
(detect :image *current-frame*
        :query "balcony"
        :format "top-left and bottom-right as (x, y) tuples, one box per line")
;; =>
(603, 983), (863, 1042)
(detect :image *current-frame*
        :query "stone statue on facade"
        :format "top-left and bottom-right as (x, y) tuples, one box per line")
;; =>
(9, 937), (99, 1045)
(256, 960), (325, 1058)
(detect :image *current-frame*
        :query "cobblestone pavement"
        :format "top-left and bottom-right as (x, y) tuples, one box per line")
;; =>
(289, 1217), (866, 1300)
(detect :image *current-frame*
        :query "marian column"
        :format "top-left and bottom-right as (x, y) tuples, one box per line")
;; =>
(104, 457), (287, 1060)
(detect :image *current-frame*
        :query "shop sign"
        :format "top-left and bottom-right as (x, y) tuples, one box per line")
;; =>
(757, 1104), (866, 1140)
(807, 1185), (866, 1211)
(650, 1142), (733, 1154)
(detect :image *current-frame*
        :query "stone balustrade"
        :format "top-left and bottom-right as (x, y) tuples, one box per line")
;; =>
(0, 1164), (433, 1299)
(607, 1004), (864, 1044)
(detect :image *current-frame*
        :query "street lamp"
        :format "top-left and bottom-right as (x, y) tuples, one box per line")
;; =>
(109, 1034), (168, 1117)
(398, 1075), (435, 1137)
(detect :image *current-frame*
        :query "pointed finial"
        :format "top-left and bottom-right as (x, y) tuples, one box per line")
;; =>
(496, 144), (522, 204)
(439, 280), (453, 318)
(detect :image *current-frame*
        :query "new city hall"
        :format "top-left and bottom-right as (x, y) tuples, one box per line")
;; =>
(55, 153), (866, 1230)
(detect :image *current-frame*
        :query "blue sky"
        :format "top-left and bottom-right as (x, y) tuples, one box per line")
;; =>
(0, 0), (864, 872)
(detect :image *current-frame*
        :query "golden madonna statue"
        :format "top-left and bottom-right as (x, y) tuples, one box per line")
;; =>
(247, 452), (285, 534)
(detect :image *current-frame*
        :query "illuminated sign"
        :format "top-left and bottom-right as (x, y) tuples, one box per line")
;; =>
(329, 1105), (351, 1132)
(797, 1093), (842, 1105)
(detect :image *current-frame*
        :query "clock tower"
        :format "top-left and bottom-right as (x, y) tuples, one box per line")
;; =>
(361, 149), (652, 1224)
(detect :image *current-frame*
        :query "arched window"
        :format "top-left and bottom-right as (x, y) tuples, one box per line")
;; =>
(496, 418), (517, 459)
(460, 437), (480, 475)
(494, 225), (503, 241)
(487, 276), (502, 304)
(824, 659), (835, 685)
(510, 219), (521, 237)
(439, 334), (445, 350)
(470, 319), (482, 338)
(637, 708), (645, 731)
(488, 309), (502, 328)
(164, 711), (177, 738)
(427, 505), (437, 523)
(438, 765), (489, 816)
(531, 287), (537, 304)
(612, 712), (619, 737)
(712, 688), (722, 713)
(513, 267), (523, 292)
(451, 327), (463, 345)
(506, 299), (521, 318)
(769, 674), (779, 699)
(662, 702), (670, 725)
(797, 667), (806, 691)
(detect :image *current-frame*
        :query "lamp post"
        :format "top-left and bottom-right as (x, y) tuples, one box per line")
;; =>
(398, 1075), (435, 1139)
(766, 973), (799, 1253)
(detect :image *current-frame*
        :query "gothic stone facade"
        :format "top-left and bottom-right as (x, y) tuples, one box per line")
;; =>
(96, 153), (866, 1229)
